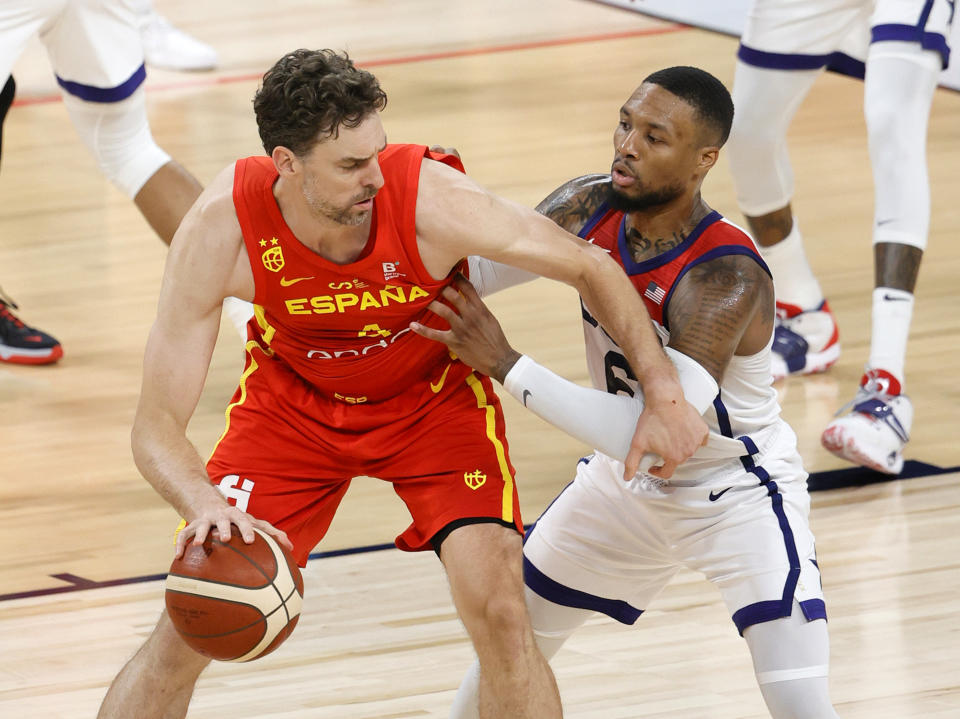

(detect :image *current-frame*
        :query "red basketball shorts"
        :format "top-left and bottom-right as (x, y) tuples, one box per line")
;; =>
(205, 342), (524, 565)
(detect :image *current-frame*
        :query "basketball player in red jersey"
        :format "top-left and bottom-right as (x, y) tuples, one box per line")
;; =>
(96, 50), (707, 719)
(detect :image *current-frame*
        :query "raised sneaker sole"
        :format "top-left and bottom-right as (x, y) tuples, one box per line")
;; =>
(820, 423), (904, 475)
(0, 344), (63, 365)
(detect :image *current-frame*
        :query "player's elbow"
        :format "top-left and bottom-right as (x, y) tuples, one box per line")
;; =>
(571, 242), (619, 294)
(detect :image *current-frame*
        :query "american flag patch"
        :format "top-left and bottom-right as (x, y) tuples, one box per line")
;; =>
(643, 281), (666, 304)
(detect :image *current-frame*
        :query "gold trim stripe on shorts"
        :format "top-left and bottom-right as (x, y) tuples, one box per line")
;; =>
(465, 372), (514, 524)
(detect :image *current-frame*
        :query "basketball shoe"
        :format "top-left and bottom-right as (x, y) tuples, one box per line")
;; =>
(821, 369), (912, 475)
(770, 300), (840, 380)
(0, 297), (63, 365)
(138, 8), (218, 72)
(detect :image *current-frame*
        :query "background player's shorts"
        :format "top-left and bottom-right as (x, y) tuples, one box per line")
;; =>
(0, 0), (145, 101)
(206, 341), (524, 566)
(739, 0), (954, 71)
(523, 444), (825, 635)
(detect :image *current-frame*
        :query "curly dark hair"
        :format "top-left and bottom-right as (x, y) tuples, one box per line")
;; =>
(254, 49), (388, 156)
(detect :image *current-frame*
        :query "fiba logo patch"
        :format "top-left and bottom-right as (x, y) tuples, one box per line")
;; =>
(464, 470), (487, 490)
(260, 237), (285, 273)
(382, 261), (405, 281)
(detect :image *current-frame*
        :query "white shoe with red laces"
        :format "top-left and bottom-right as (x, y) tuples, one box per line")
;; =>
(821, 369), (912, 475)
(771, 300), (841, 381)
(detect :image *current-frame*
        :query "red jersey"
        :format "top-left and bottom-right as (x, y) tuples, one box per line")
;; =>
(233, 144), (466, 404)
(578, 206), (768, 330)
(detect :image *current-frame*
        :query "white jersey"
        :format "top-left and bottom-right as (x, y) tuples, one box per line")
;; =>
(579, 204), (793, 487)
(521, 204), (825, 632)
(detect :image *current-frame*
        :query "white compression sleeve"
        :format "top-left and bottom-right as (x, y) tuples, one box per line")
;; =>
(466, 256), (539, 297)
(743, 602), (839, 719)
(502, 348), (718, 464)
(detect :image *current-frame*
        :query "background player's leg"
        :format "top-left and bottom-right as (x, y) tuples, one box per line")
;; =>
(60, 89), (201, 246)
(97, 611), (210, 719)
(133, 159), (204, 246)
(0, 74), (63, 363)
(0, 75), (12, 160)
(440, 523), (562, 719)
(727, 61), (838, 379)
(743, 603), (839, 719)
(821, 42), (939, 474)
(448, 586), (593, 719)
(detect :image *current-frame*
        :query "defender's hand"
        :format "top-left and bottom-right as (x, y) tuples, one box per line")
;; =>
(410, 274), (521, 383)
(624, 392), (708, 480)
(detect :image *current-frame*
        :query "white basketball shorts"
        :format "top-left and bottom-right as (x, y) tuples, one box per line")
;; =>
(0, 0), (145, 102)
(739, 0), (955, 72)
(523, 441), (826, 635)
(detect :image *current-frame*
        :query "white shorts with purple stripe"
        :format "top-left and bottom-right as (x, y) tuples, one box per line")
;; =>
(522, 432), (826, 635)
(739, 0), (955, 73)
(0, 0), (145, 102)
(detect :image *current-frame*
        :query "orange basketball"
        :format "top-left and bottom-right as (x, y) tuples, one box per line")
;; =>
(165, 526), (304, 662)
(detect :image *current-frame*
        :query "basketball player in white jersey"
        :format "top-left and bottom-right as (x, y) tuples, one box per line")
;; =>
(727, 0), (955, 474)
(414, 66), (841, 719)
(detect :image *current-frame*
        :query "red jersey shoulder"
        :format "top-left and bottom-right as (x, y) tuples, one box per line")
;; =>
(697, 216), (758, 252)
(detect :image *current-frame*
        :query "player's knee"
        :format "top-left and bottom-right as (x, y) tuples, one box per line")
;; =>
(62, 89), (171, 198)
(479, 591), (529, 639)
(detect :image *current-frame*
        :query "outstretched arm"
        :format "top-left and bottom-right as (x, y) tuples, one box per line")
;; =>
(416, 161), (707, 478)
(131, 166), (291, 557)
(412, 276), (718, 472)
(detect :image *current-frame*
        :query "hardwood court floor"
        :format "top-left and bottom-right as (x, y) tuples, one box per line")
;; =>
(0, 1), (958, 716)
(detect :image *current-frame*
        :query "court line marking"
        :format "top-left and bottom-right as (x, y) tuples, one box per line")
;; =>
(3, 461), (956, 603)
(11, 24), (688, 107)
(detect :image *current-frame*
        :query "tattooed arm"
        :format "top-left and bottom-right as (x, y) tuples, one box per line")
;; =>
(535, 174), (611, 234)
(665, 254), (775, 382)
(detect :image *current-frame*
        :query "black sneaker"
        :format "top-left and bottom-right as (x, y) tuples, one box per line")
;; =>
(0, 295), (63, 365)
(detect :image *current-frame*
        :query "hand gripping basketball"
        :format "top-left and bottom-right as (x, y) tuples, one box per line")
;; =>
(165, 526), (304, 662)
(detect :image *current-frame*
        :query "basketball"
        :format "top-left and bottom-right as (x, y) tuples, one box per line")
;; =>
(165, 526), (304, 662)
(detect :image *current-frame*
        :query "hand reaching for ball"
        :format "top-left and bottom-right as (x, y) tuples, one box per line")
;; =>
(175, 501), (293, 560)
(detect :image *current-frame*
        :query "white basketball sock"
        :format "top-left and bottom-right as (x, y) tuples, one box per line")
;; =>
(869, 287), (913, 389)
(756, 222), (824, 309)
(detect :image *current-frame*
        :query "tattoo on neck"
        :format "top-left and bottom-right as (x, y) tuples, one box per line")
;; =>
(626, 227), (687, 260)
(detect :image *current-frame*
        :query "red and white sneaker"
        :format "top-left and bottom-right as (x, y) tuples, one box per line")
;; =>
(770, 299), (840, 381)
(0, 297), (63, 365)
(821, 369), (911, 475)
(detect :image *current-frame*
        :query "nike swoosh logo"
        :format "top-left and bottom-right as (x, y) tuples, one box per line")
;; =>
(708, 486), (733, 502)
(430, 363), (452, 393)
(877, 218), (895, 226)
(882, 294), (910, 302)
(522, 389), (532, 407)
(280, 275), (315, 287)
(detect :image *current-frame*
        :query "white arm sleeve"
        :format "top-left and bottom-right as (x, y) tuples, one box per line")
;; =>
(502, 348), (719, 465)
(467, 256), (539, 297)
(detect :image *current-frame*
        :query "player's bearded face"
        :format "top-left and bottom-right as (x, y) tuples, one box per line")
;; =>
(608, 84), (695, 212)
(299, 115), (385, 226)
(606, 175), (685, 212)
(301, 174), (377, 226)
